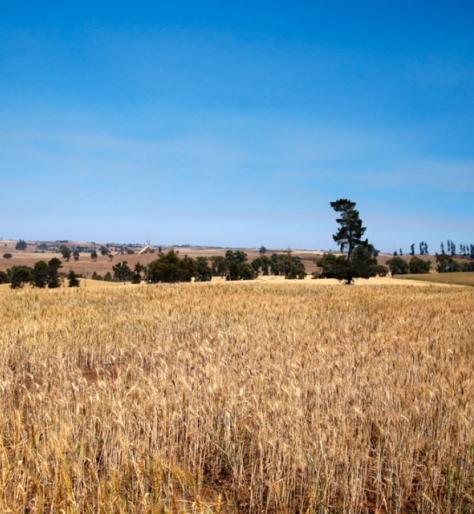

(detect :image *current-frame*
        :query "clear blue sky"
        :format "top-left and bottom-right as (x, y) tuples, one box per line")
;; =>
(1, 1), (473, 252)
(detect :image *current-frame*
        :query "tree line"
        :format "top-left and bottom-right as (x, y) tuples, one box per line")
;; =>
(0, 249), (308, 288)
(0, 258), (80, 289)
(5, 199), (473, 287)
(394, 240), (474, 258)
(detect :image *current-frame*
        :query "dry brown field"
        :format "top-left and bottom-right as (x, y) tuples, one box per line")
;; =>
(0, 246), (322, 275)
(0, 281), (473, 513)
(398, 272), (474, 287)
(0, 242), (441, 278)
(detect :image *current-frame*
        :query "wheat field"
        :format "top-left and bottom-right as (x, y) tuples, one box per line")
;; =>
(0, 283), (473, 513)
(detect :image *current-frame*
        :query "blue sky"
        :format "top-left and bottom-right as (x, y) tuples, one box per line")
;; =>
(1, 1), (473, 251)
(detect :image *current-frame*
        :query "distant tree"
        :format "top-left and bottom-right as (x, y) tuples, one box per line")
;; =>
(409, 257), (431, 274)
(108, 254), (114, 261)
(386, 257), (409, 275)
(90, 250), (98, 261)
(60, 245), (72, 261)
(440, 242), (445, 255)
(239, 262), (257, 280)
(259, 246), (267, 255)
(67, 270), (80, 287)
(376, 264), (389, 277)
(47, 258), (62, 288)
(38, 242), (48, 251)
(399, 248), (403, 256)
(73, 250), (80, 261)
(0, 271), (8, 284)
(15, 240), (27, 251)
(112, 261), (134, 282)
(276, 253), (306, 279)
(100, 246), (109, 256)
(132, 263), (144, 284)
(9, 266), (30, 288)
(393, 250), (398, 256)
(436, 254), (461, 273)
(450, 241), (456, 256)
(181, 256), (196, 281)
(270, 253), (281, 275)
(91, 271), (103, 280)
(147, 251), (194, 283)
(9, 266), (32, 288)
(251, 257), (262, 275)
(317, 199), (377, 284)
(194, 257), (212, 282)
(330, 199), (367, 260)
(471, 244), (474, 259)
(31, 260), (49, 287)
(260, 255), (270, 275)
(410, 244), (415, 256)
(3, 253), (12, 259)
(209, 256), (226, 277)
(103, 272), (113, 281)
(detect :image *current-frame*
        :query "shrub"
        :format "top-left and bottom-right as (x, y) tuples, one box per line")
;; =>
(409, 257), (431, 274)
(195, 257), (212, 282)
(147, 251), (194, 283)
(9, 266), (32, 288)
(68, 271), (80, 287)
(436, 254), (461, 273)
(386, 257), (409, 275)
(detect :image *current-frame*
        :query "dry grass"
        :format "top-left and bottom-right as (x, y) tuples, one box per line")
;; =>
(0, 283), (473, 513)
(398, 272), (474, 287)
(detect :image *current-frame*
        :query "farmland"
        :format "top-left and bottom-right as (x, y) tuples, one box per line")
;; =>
(398, 272), (474, 287)
(1, 282), (473, 513)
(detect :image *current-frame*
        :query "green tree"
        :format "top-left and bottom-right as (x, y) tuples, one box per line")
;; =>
(132, 263), (144, 284)
(3, 253), (12, 260)
(210, 256), (226, 277)
(9, 266), (32, 288)
(90, 250), (98, 261)
(0, 271), (8, 284)
(330, 199), (367, 260)
(259, 246), (267, 255)
(319, 199), (377, 284)
(47, 258), (62, 288)
(100, 245), (109, 256)
(73, 250), (80, 261)
(67, 270), (80, 287)
(147, 251), (194, 283)
(386, 257), (409, 275)
(409, 257), (431, 274)
(224, 251), (255, 280)
(15, 240), (28, 251)
(436, 254), (460, 273)
(195, 257), (212, 282)
(32, 260), (49, 287)
(60, 245), (72, 261)
(112, 261), (134, 282)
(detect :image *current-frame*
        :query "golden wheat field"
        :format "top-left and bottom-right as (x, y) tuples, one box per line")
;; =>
(0, 282), (473, 513)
